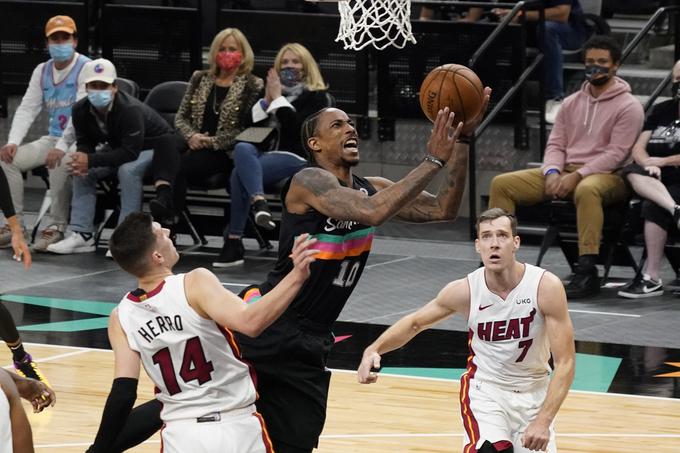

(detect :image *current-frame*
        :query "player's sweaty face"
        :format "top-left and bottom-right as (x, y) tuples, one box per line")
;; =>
(475, 217), (518, 266)
(316, 109), (360, 165)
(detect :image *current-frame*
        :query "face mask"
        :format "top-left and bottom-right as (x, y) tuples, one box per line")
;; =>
(672, 81), (680, 101)
(585, 64), (611, 86)
(216, 51), (242, 71)
(87, 89), (113, 109)
(48, 42), (75, 63)
(279, 68), (302, 87)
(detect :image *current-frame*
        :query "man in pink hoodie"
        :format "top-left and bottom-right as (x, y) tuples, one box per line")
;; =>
(489, 35), (644, 299)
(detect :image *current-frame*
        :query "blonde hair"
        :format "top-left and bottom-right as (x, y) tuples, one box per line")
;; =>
(274, 43), (327, 91)
(208, 28), (254, 76)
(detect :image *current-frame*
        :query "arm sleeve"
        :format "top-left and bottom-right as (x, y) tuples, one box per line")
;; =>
(89, 106), (145, 168)
(7, 65), (44, 146)
(0, 167), (16, 218)
(87, 377), (138, 453)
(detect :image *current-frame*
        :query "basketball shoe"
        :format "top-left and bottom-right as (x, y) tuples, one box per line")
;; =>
(14, 352), (51, 386)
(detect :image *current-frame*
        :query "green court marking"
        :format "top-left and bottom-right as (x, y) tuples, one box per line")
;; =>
(1, 294), (116, 332)
(381, 353), (622, 392)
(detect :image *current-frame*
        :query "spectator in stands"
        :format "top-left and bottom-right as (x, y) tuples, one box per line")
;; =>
(488, 35), (644, 299)
(421, 1), (586, 124)
(618, 60), (680, 299)
(215, 43), (330, 267)
(0, 15), (90, 253)
(47, 59), (179, 255)
(165, 28), (263, 244)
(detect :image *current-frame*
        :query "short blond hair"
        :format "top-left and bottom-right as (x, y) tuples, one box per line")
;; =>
(274, 43), (327, 91)
(208, 28), (254, 76)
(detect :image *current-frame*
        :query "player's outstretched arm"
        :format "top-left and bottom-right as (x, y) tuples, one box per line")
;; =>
(8, 371), (55, 413)
(522, 272), (575, 452)
(89, 310), (141, 453)
(0, 369), (34, 453)
(187, 234), (318, 337)
(357, 278), (470, 384)
(369, 87), (492, 223)
(289, 109), (461, 226)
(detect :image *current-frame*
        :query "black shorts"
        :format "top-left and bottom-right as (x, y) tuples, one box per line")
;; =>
(235, 287), (334, 450)
(623, 162), (680, 231)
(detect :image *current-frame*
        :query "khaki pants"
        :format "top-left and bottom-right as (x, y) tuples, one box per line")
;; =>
(488, 164), (629, 256)
(0, 136), (72, 228)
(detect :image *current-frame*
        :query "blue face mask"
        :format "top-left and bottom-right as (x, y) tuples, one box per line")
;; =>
(48, 43), (75, 63)
(87, 89), (113, 109)
(279, 68), (302, 88)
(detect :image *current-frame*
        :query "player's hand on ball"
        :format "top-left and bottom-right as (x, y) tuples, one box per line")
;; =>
(460, 86), (492, 138)
(290, 233), (319, 279)
(357, 350), (382, 384)
(426, 107), (463, 164)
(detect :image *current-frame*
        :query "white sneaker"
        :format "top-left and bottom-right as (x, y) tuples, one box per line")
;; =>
(46, 232), (95, 254)
(105, 249), (113, 259)
(33, 226), (64, 253)
(545, 99), (563, 124)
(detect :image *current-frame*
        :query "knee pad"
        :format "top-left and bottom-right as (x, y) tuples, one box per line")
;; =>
(478, 440), (514, 453)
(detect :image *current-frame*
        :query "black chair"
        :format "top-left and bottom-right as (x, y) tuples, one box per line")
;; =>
(143, 81), (189, 128)
(534, 199), (639, 282)
(116, 77), (140, 99)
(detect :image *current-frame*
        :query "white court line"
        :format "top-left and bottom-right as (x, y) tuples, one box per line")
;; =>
(34, 432), (680, 448)
(3, 349), (90, 370)
(220, 282), (250, 287)
(568, 309), (641, 318)
(3, 268), (118, 293)
(10, 343), (680, 403)
(365, 255), (415, 269)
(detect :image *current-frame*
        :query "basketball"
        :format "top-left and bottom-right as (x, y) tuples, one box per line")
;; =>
(419, 64), (485, 124)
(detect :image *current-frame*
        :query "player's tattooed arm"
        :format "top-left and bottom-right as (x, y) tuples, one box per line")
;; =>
(366, 141), (469, 223)
(288, 164), (442, 225)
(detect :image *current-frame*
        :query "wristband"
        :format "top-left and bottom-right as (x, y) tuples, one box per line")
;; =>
(423, 155), (445, 168)
(544, 168), (560, 176)
(457, 135), (471, 145)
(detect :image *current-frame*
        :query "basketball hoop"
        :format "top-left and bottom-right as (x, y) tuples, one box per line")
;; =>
(314, 0), (416, 51)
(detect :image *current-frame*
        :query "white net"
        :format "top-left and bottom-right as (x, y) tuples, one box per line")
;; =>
(335, 0), (416, 51)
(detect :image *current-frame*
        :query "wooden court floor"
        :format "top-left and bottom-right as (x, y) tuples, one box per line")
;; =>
(2, 343), (679, 452)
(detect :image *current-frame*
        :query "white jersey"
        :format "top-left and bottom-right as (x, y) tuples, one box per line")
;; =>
(117, 274), (257, 421)
(0, 388), (11, 452)
(464, 263), (551, 391)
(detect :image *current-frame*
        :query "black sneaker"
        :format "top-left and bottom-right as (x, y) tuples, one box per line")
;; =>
(213, 239), (245, 267)
(565, 266), (600, 299)
(150, 194), (174, 223)
(252, 199), (276, 231)
(618, 275), (663, 299)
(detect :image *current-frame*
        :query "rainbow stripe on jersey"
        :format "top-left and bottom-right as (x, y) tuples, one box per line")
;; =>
(309, 227), (375, 261)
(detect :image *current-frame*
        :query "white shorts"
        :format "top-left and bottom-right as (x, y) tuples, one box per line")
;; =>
(460, 378), (556, 453)
(161, 405), (273, 453)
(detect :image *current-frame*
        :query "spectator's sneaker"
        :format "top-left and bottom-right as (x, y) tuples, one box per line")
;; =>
(213, 239), (245, 267)
(149, 190), (175, 223)
(618, 275), (663, 299)
(13, 353), (51, 386)
(46, 232), (95, 254)
(564, 266), (600, 299)
(105, 249), (113, 260)
(252, 199), (275, 230)
(0, 224), (28, 249)
(545, 98), (563, 124)
(33, 226), (64, 253)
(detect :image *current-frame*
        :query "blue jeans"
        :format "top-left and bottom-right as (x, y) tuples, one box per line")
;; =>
(541, 20), (586, 100)
(70, 150), (153, 233)
(228, 142), (307, 236)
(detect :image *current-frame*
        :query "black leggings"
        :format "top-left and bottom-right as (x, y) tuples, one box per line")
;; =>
(148, 132), (187, 186)
(0, 302), (20, 344)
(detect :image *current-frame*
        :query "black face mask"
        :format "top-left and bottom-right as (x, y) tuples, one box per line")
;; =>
(672, 81), (680, 101)
(585, 64), (611, 86)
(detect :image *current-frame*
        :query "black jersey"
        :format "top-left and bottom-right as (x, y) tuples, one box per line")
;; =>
(259, 173), (377, 327)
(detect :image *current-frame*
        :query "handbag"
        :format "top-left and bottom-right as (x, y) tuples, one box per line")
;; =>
(235, 127), (276, 145)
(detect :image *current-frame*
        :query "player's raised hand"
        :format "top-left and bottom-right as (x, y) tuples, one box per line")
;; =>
(426, 107), (463, 165)
(357, 350), (382, 384)
(460, 86), (492, 138)
(289, 233), (319, 279)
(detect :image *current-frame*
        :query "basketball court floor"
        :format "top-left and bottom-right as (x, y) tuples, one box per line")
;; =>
(1, 210), (680, 452)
